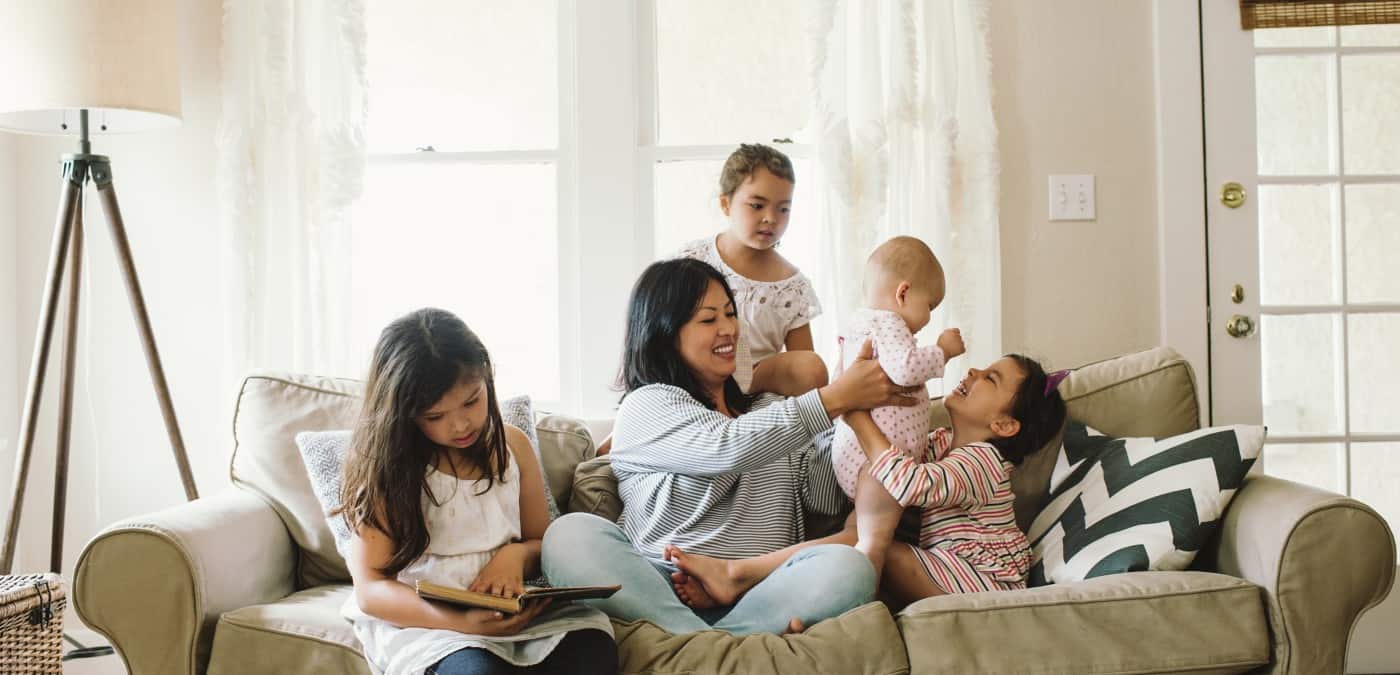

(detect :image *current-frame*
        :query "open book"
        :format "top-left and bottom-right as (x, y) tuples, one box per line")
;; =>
(415, 580), (621, 614)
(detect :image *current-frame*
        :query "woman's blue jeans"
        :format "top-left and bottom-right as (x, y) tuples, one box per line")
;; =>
(541, 513), (875, 635)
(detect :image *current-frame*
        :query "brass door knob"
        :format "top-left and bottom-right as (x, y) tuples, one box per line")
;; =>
(1226, 314), (1256, 338)
(1221, 182), (1247, 209)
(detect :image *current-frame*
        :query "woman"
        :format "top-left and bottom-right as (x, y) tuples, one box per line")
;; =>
(541, 258), (917, 635)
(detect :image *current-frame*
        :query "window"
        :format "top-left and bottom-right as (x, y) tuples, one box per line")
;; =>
(644, 0), (815, 268)
(1252, 25), (1400, 537)
(353, 0), (560, 401)
(355, 1), (815, 415)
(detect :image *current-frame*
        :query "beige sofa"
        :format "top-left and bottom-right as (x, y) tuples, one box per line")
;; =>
(73, 347), (1395, 674)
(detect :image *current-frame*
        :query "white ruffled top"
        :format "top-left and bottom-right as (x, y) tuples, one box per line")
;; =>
(676, 234), (823, 366)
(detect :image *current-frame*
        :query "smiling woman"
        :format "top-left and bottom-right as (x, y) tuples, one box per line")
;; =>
(617, 258), (757, 416)
(538, 257), (924, 635)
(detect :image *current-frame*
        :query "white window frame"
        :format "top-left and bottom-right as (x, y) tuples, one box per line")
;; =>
(361, 1), (815, 419)
(633, 0), (813, 264)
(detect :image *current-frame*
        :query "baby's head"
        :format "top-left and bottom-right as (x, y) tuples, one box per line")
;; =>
(946, 354), (1068, 465)
(864, 236), (945, 333)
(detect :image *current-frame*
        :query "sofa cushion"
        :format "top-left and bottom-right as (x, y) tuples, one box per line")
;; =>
(232, 372), (598, 588)
(535, 412), (598, 513)
(208, 586), (905, 675)
(897, 571), (1270, 675)
(1010, 346), (1202, 532)
(1028, 422), (1264, 585)
(207, 585), (369, 675)
(612, 602), (908, 675)
(232, 374), (363, 587)
(571, 455), (622, 521)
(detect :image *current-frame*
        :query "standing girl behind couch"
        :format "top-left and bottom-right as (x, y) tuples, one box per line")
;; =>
(675, 142), (828, 397)
(339, 308), (616, 675)
(600, 143), (828, 457)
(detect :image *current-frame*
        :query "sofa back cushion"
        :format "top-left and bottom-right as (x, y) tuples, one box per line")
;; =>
(230, 372), (596, 588)
(1008, 346), (1204, 530)
(232, 374), (362, 587)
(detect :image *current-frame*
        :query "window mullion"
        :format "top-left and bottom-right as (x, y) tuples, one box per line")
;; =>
(572, 0), (642, 419)
(556, 0), (582, 416)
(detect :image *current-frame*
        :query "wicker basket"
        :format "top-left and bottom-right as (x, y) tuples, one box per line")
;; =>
(0, 574), (65, 674)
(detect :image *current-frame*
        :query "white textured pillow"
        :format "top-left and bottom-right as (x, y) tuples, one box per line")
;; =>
(498, 395), (562, 520)
(295, 429), (354, 560)
(1027, 421), (1264, 585)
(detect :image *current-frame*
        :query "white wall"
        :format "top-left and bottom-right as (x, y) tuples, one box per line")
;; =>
(992, 0), (1163, 370)
(8, 0), (227, 576)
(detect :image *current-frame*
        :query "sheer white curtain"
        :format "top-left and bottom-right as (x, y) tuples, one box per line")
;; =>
(216, 0), (368, 385)
(809, 0), (1000, 390)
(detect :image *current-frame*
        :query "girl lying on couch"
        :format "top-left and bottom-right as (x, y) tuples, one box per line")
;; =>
(665, 353), (1067, 609)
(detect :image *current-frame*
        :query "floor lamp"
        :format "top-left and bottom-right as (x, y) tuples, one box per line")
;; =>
(0, 0), (199, 583)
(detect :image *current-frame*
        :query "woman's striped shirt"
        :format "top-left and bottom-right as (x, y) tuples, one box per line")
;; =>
(609, 385), (844, 561)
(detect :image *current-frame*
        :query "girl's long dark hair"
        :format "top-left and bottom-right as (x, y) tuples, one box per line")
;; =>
(338, 308), (509, 576)
(991, 354), (1068, 465)
(620, 258), (755, 414)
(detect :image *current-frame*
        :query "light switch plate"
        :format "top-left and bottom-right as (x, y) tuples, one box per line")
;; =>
(1049, 174), (1095, 221)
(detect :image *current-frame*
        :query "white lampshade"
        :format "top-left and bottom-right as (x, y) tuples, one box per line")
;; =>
(0, 0), (182, 135)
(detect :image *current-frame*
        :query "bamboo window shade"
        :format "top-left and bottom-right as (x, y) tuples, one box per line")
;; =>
(1240, 0), (1400, 29)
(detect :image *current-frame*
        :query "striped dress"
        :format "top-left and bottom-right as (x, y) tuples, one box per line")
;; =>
(868, 427), (1031, 593)
(609, 385), (846, 561)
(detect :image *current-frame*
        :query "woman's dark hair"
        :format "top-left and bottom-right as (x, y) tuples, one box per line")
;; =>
(991, 354), (1068, 465)
(338, 308), (509, 576)
(619, 258), (756, 414)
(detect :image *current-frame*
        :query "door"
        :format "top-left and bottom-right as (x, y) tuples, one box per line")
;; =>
(1201, 3), (1400, 671)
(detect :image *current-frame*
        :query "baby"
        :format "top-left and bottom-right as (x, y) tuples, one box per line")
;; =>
(832, 236), (964, 576)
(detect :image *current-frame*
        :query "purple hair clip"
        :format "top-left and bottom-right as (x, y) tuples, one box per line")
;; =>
(1045, 369), (1071, 396)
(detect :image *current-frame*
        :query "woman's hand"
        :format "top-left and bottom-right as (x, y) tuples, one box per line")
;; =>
(469, 543), (529, 598)
(819, 339), (923, 418)
(457, 599), (552, 636)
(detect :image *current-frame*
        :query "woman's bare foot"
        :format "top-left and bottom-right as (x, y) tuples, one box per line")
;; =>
(663, 545), (756, 607)
(669, 569), (719, 609)
(784, 617), (806, 634)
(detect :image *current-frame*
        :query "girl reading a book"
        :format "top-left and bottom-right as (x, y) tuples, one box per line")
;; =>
(339, 308), (616, 675)
(541, 258), (919, 635)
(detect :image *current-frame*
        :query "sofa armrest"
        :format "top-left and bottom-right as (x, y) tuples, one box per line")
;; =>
(1204, 475), (1396, 675)
(73, 488), (296, 675)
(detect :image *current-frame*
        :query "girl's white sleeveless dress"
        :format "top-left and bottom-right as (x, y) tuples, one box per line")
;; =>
(343, 455), (613, 675)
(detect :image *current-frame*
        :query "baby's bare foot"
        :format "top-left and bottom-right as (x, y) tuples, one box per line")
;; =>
(784, 617), (806, 634)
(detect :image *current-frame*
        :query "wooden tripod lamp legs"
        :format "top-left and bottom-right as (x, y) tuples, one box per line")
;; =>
(1, 155), (199, 575)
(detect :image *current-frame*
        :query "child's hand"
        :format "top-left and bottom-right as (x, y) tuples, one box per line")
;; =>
(468, 543), (528, 598)
(459, 599), (552, 636)
(937, 328), (965, 360)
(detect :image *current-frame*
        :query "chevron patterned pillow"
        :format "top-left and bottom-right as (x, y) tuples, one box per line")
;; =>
(1026, 421), (1264, 586)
